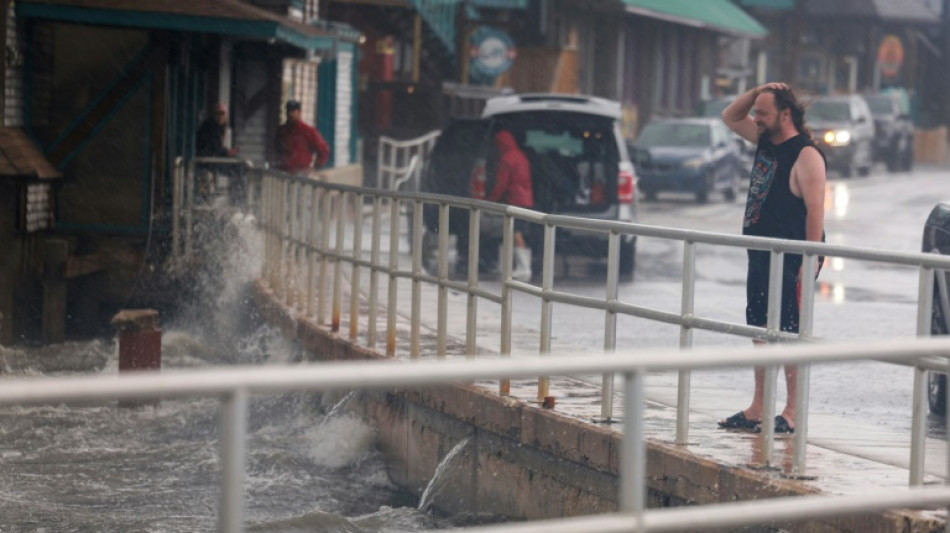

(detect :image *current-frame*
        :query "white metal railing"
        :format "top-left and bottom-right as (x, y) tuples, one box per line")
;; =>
(376, 130), (440, 192)
(171, 156), (259, 263)
(3, 339), (950, 533)
(253, 170), (950, 485)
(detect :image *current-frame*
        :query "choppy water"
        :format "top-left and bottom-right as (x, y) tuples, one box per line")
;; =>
(0, 327), (501, 533)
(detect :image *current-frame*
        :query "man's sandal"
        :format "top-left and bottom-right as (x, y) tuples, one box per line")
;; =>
(717, 411), (761, 430)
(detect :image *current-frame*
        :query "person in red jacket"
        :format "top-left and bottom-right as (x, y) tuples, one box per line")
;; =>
(487, 130), (534, 281)
(276, 100), (330, 174)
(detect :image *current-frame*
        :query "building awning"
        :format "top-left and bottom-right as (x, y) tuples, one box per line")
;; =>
(622, 0), (768, 38)
(0, 128), (61, 180)
(736, 0), (794, 9)
(804, 0), (939, 24)
(16, 0), (345, 51)
(739, 0), (941, 24)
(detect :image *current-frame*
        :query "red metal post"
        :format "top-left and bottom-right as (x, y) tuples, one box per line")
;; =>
(111, 309), (162, 407)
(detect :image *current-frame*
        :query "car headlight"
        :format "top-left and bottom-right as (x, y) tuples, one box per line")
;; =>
(682, 156), (705, 169)
(823, 130), (851, 146)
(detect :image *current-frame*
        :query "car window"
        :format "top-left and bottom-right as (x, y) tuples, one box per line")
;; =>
(697, 98), (733, 118)
(637, 122), (710, 148)
(809, 101), (852, 122)
(864, 96), (894, 116)
(524, 130), (584, 156)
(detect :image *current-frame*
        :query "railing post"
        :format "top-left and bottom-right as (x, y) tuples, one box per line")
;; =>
(288, 181), (300, 309)
(911, 265), (935, 486)
(793, 253), (818, 476)
(185, 158), (195, 261)
(350, 192), (364, 340)
(538, 221), (556, 403)
(306, 185), (319, 318)
(500, 210), (513, 395)
(411, 199), (424, 359)
(676, 241), (696, 445)
(368, 196), (382, 348)
(219, 387), (247, 533)
(172, 157), (182, 261)
(332, 191), (347, 332)
(759, 249), (785, 466)
(620, 370), (645, 517)
(386, 198), (401, 356)
(601, 231), (620, 421)
(437, 202), (450, 357)
(318, 189), (332, 325)
(466, 208), (481, 360)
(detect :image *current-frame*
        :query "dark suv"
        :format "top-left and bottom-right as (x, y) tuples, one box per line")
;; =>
(862, 92), (914, 172)
(925, 203), (950, 414)
(416, 93), (638, 279)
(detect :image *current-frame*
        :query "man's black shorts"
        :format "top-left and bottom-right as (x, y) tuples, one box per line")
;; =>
(745, 249), (822, 333)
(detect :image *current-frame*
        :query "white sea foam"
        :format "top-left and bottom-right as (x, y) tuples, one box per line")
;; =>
(305, 414), (377, 469)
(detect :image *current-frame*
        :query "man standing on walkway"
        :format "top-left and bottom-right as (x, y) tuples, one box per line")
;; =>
(276, 100), (330, 175)
(718, 82), (827, 434)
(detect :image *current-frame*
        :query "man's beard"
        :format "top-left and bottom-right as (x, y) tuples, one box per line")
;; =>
(757, 120), (781, 138)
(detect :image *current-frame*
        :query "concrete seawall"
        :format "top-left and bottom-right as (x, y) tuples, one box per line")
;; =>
(251, 280), (944, 532)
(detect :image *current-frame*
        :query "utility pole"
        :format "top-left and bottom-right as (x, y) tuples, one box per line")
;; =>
(783, 0), (805, 85)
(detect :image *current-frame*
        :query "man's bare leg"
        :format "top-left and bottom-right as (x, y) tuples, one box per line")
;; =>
(782, 364), (797, 428)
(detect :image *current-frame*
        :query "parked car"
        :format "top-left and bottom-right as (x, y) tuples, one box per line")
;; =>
(862, 91), (914, 172)
(695, 95), (756, 170)
(808, 94), (875, 178)
(925, 202), (950, 414)
(415, 93), (638, 279)
(630, 117), (743, 203)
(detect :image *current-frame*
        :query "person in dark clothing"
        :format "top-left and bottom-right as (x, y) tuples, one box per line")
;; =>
(196, 102), (237, 158)
(195, 102), (240, 201)
(487, 130), (534, 281)
(276, 100), (330, 174)
(717, 82), (827, 434)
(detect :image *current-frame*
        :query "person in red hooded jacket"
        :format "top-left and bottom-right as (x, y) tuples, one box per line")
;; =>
(487, 130), (534, 281)
(276, 100), (330, 174)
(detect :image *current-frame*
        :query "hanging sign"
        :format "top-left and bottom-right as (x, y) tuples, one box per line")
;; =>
(469, 26), (516, 78)
(877, 35), (904, 78)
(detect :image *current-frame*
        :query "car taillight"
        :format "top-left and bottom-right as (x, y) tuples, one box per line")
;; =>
(617, 168), (635, 204)
(471, 162), (486, 199)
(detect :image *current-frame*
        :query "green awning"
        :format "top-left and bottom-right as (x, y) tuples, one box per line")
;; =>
(17, 0), (343, 51)
(469, 0), (529, 7)
(737, 0), (794, 9)
(622, 0), (768, 38)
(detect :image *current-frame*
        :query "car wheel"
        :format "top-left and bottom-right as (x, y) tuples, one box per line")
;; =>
(929, 372), (947, 416)
(840, 164), (853, 178)
(619, 237), (636, 281)
(929, 277), (948, 414)
(696, 173), (711, 203)
(420, 228), (440, 275)
(902, 141), (915, 172)
(723, 174), (737, 202)
(885, 142), (901, 172)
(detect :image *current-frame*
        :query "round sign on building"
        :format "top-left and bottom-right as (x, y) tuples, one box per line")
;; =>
(469, 26), (516, 84)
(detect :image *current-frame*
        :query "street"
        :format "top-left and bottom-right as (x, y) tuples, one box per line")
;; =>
(489, 165), (950, 437)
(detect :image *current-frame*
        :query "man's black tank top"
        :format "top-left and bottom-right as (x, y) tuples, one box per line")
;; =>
(742, 133), (819, 240)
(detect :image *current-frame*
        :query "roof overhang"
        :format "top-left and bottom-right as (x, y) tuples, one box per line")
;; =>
(17, 0), (345, 51)
(623, 0), (768, 39)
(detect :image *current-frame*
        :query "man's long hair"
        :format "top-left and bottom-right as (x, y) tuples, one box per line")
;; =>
(765, 87), (813, 140)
